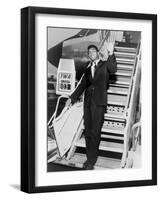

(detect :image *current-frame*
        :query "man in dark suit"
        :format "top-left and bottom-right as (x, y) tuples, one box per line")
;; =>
(66, 44), (117, 169)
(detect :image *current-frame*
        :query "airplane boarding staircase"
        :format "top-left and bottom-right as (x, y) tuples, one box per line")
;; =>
(48, 39), (141, 169)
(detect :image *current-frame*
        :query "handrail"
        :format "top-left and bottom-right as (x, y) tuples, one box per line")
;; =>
(125, 40), (141, 114)
(47, 95), (69, 127)
(53, 95), (69, 122)
(120, 41), (141, 167)
(131, 121), (141, 151)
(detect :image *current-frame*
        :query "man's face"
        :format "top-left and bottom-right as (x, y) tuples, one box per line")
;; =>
(88, 47), (99, 61)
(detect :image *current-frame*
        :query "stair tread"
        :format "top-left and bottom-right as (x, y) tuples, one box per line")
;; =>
(114, 52), (136, 60)
(101, 127), (124, 135)
(115, 72), (131, 76)
(115, 48), (137, 54)
(101, 134), (124, 140)
(109, 83), (129, 88)
(95, 157), (121, 169)
(107, 94), (127, 106)
(116, 68), (132, 74)
(48, 139), (57, 153)
(104, 115), (126, 123)
(109, 80), (130, 86)
(116, 57), (135, 62)
(114, 51), (136, 56)
(117, 64), (133, 70)
(115, 41), (138, 48)
(108, 101), (126, 106)
(107, 89), (128, 95)
(104, 113), (125, 120)
(76, 137), (124, 153)
(108, 85), (129, 93)
(108, 93), (127, 99)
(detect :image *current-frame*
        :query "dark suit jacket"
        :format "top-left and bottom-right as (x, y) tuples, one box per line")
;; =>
(70, 54), (117, 107)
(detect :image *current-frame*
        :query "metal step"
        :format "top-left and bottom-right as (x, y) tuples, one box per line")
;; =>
(109, 83), (129, 88)
(110, 73), (131, 85)
(117, 63), (133, 70)
(95, 156), (121, 169)
(101, 134), (124, 140)
(48, 138), (57, 153)
(104, 113), (125, 120)
(114, 51), (136, 58)
(104, 114), (126, 122)
(48, 138), (58, 163)
(115, 72), (132, 77)
(108, 94), (127, 106)
(115, 69), (132, 77)
(102, 120), (125, 131)
(109, 80), (130, 86)
(117, 76), (131, 84)
(107, 101), (125, 106)
(115, 47), (137, 54)
(116, 57), (135, 65)
(116, 68), (132, 74)
(106, 105), (125, 116)
(101, 127), (124, 135)
(107, 89), (128, 95)
(82, 118), (125, 134)
(115, 41), (138, 49)
(76, 137), (124, 153)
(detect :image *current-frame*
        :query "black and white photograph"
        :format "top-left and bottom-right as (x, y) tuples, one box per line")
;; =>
(20, 6), (157, 193)
(47, 27), (141, 171)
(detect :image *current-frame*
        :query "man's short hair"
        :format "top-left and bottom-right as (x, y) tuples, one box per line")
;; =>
(87, 45), (99, 52)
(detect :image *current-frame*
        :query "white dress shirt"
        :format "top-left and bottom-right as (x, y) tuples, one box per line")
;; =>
(91, 59), (100, 78)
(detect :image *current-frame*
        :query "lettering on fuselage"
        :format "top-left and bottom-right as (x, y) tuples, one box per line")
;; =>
(58, 72), (72, 91)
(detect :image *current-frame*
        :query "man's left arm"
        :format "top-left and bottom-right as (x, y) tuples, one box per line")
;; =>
(103, 42), (117, 73)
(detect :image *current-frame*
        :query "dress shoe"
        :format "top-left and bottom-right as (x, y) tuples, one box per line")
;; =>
(83, 161), (88, 168)
(83, 161), (94, 170)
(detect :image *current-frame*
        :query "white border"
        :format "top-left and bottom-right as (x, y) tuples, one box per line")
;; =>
(35, 13), (152, 186)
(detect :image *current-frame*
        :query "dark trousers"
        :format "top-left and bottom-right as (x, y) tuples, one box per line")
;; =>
(84, 99), (105, 166)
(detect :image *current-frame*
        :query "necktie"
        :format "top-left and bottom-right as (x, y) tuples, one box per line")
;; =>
(91, 62), (96, 78)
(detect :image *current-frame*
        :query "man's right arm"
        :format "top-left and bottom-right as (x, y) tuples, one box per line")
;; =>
(67, 72), (87, 105)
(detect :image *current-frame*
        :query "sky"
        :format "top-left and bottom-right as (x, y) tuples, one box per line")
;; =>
(48, 27), (80, 75)
(48, 27), (81, 49)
